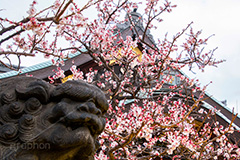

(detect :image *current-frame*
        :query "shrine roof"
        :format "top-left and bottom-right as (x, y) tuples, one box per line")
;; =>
(0, 51), (88, 80)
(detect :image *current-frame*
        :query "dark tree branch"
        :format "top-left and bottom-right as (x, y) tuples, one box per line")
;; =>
(0, 51), (35, 56)
(0, 29), (24, 45)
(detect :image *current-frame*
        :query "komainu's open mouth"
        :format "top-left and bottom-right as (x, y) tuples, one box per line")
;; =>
(49, 100), (106, 138)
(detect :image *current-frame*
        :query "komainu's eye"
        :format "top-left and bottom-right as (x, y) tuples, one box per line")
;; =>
(87, 98), (95, 103)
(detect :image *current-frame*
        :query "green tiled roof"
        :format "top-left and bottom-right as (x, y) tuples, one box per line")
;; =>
(0, 51), (82, 79)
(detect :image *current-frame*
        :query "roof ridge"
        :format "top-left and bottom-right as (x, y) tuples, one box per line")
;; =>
(0, 51), (83, 79)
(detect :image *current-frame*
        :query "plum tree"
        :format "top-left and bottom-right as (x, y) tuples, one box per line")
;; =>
(1, 0), (239, 159)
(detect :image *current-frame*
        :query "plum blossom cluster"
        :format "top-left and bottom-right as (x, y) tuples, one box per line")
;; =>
(48, 67), (65, 83)
(95, 89), (240, 159)
(22, 18), (47, 36)
(70, 65), (84, 80)
(27, 0), (37, 17)
(0, 0), (91, 70)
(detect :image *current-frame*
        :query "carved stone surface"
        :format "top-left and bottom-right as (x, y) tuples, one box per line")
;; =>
(0, 77), (109, 160)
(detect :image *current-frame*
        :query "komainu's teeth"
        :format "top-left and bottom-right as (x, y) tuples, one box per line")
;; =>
(84, 116), (91, 122)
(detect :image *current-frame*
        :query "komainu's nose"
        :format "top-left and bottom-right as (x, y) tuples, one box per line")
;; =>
(77, 102), (102, 115)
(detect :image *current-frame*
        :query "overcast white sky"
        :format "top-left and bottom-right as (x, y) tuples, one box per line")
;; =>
(1, 0), (240, 113)
(160, 0), (240, 114)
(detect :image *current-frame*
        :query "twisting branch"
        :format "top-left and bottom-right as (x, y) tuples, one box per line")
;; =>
(108, 122), (145, 160)
(156, 22), (193, 80)
(142, 2), (170, 42)
(0, 59), (18, 71)
(105, 0), (128, 24)
(54, 0), (73, 23)
(0, 51), (35, 57)
(0, 29), (24, 45)
(63, 0), (104, 20)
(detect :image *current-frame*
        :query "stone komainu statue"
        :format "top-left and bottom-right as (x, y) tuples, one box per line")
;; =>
(0, 77), (109, 160)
